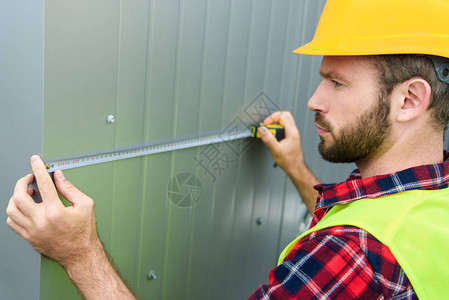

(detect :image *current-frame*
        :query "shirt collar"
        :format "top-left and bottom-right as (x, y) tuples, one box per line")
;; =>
(314, 151), (449, 210)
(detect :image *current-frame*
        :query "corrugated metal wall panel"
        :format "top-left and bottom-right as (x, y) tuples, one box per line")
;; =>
(39, 0), (359, 299)
(0, 2), (43, 298)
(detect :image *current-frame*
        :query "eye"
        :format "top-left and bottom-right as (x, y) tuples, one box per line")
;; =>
(331, 80), (343, 87)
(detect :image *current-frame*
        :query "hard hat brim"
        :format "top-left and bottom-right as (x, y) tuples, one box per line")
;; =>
(294, 35), (449, 58)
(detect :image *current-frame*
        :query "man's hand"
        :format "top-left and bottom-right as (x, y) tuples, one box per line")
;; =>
(6, 155), (99, 268)
(258, 111), (320, 213)
(6, 155), (136, 299)
(258, 111), (304, 178)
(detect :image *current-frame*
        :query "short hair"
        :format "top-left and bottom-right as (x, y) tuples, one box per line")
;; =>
(369, 54), (449, 131)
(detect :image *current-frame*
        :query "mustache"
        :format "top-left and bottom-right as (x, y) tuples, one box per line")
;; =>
(315, 113), (332, 131)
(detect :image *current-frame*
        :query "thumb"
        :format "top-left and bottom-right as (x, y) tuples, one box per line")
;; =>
(258, 126), (280, 152)
(53, 170), (89, 206)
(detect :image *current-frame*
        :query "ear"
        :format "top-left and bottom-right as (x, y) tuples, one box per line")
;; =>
(396, 78), (432, 122)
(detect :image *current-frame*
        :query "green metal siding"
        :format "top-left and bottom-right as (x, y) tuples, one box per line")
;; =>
(40, 0), (348, 299)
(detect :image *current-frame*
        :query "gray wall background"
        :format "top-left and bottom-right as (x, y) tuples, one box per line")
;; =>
(0, 1), (43, 299)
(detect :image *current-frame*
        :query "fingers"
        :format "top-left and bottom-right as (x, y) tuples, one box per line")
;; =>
(6, 216), (28, 240)
(263, 111), (293, 126)
(11, 174), (37, 218)
(7, 174), (36, 240)
(54, 170), (91, 207)
(13, 174), (34, 195)
(6, 197), (31, 233)
(258, 111), (305, 175)
(30, 155), (60, 204)
(264, 111), (299, 139)
(258, 126), (280, 151)
(260, 111), (295, 152)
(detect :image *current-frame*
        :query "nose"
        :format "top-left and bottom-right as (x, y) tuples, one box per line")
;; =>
(308, 80), (328, 113)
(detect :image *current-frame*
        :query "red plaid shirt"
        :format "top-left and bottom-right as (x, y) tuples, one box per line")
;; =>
(249, 152), (449, 299)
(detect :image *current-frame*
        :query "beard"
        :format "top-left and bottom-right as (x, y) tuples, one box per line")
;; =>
(316, 96), (391, 163)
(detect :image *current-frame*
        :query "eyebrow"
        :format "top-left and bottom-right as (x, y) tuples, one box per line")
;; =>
(319, 70), (350, 83)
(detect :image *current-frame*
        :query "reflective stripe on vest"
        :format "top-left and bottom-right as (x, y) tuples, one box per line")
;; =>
(278, 188), (449, 300)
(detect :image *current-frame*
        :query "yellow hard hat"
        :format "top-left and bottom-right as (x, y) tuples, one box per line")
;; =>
(294, 0), (449, 59)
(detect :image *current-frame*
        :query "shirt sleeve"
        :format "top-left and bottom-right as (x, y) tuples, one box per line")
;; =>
(248, 232), (382, 299)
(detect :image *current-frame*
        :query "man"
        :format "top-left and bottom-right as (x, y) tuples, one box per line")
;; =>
(7, 0), (449, 299)
(249, 0), (449, 298)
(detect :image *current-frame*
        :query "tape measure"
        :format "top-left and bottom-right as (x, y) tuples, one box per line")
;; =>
(43, 124), (284, 173)
(250, 123), (285, 141)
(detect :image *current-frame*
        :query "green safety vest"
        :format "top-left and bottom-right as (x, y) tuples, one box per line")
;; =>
(278, 188), (449, 300)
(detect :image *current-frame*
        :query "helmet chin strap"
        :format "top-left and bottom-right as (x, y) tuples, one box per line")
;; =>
(426, 55), (449, 84)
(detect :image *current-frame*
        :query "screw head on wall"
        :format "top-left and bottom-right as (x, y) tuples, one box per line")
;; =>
(147, 270), (157, 280)
(106, 114), (116, 124)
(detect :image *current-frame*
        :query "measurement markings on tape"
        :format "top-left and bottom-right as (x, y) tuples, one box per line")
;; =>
(43, 124), (284, 173)
(44, 129), (254, 173)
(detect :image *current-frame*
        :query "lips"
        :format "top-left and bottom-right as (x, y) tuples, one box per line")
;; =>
(315, 114), (331, 134)
(316, 124), (330, 136)
(315, 123), (328, 131)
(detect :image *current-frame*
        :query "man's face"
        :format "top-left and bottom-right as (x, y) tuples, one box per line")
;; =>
(308, 56), (392, 163)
